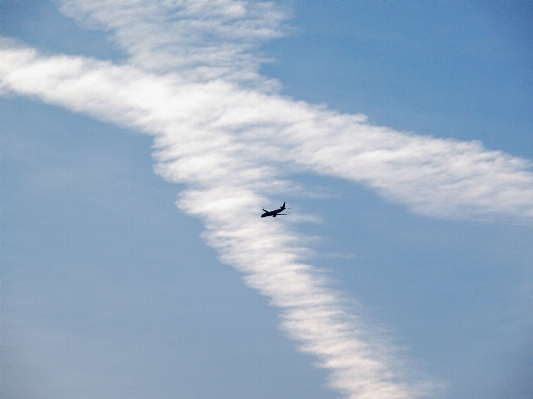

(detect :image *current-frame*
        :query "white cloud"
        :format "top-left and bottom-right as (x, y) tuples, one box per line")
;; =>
(2, 0), (533, 397)
(58, 0), (288, 84)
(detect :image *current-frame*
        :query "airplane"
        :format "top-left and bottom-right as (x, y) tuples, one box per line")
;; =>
(261, 202), (288, 218)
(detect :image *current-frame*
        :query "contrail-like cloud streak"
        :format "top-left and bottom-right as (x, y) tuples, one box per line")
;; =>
(2, 1), (533, 397)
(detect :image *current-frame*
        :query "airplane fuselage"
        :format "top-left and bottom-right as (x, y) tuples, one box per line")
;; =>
(261, 202), (287, 218)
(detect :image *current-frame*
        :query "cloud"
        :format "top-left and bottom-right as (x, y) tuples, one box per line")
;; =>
(3, 34), (532, 221)
(58, 0), (289, 84)
(2, 0), (533, 397)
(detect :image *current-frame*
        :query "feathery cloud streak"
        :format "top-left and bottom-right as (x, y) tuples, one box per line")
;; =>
(3, 36), (532, 220)
(2, 1), (533, 397)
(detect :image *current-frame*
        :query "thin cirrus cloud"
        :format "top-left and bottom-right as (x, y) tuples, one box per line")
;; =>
(2, 0), (533, 398)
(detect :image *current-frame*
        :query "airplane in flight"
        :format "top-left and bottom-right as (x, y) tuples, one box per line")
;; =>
(261, 202), (288, 218)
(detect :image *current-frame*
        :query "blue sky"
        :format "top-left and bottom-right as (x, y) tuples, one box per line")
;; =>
(2, 2), (532, 399)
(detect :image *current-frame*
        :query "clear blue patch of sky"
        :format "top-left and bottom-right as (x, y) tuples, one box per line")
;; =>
(1, 0), (127, 62)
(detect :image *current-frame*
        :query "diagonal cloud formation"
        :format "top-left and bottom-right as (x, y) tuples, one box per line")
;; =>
(2, 0), (533, 398)
(59, 0), (288, 83)
(56, 0), (533, 222)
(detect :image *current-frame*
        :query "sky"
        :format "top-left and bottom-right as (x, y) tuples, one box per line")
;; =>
(2, 1), (533, 399)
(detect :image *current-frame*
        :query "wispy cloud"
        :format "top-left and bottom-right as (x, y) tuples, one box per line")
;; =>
(2, 0), (533, 397)
(59, 0), (289, 83)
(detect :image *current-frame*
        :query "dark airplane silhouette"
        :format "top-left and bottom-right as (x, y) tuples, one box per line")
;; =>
(261, 202), (288, 218)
